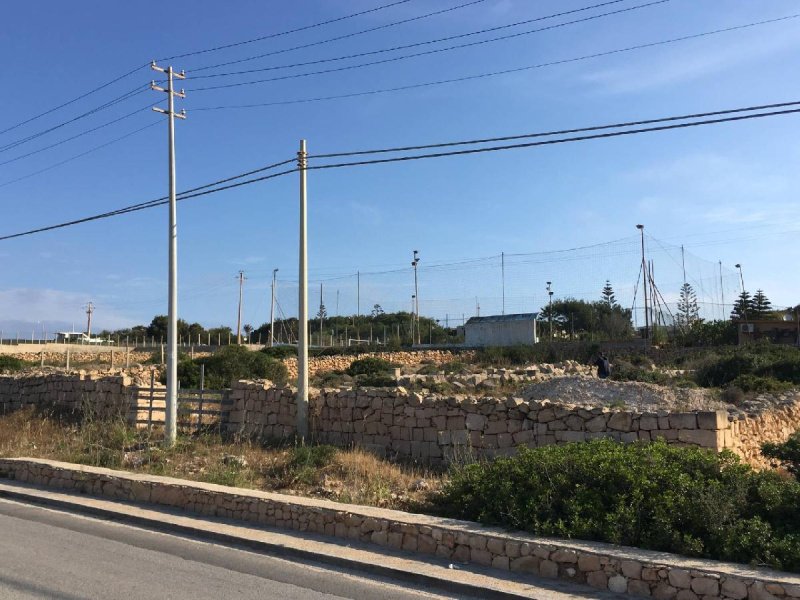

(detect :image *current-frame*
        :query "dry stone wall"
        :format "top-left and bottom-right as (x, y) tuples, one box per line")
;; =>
(282, 350), (473, 379)
(226, 383), (739, 462)
(2, 458), (798, 600)
(0, 372), (136, 419)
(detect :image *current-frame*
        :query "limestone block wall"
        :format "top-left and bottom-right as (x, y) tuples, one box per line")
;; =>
(225, 383), (736, 462)
(281, 350), (473, 379)
(729, 398), (800, 469)
(0, 373), (136, 419)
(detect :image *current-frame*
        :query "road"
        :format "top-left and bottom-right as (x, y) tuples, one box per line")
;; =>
(0, 499), (463, 600)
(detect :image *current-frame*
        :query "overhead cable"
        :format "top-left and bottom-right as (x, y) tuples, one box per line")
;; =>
(189, 0), (670, 91)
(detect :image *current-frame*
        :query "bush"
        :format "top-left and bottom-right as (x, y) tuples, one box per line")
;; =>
(730, 374), (792, 394)
(610, 358), (669, 385)
(763, 432), (800, 479)
(694, 344), (800, 389)
(167, 345), (288, 389)
(346, 357), (395, 377)
(435, 440), (800, 572)
(260, 346), (297, 360)
(0, 355), (26, 372)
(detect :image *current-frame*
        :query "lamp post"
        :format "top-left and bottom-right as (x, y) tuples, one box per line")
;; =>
(546, 281), (553, 341)
(636, 224), (649, 342)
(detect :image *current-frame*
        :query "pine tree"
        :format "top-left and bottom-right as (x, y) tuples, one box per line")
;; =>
(730, 291), (753, 321)
(316, 304), (327, 320)
(601, 280), (617, 307)
(751, 289), (773, 319)
(676, 283), (699, 327)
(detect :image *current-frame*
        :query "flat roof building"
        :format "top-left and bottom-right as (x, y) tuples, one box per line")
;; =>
(464, 313), (539, 347)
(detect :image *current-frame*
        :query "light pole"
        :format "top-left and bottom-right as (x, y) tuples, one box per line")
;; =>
(637, 224), (649, 342)
(546, 281), (553, 341)
(410, 295), (416, 345)
(412, 250), (420, 345)
(735, 263), (748, 323)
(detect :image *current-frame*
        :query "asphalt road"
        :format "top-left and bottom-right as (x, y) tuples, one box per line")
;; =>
(0, 499), (464, 600)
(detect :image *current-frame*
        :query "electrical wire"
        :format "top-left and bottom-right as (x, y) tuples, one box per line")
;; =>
(0, 121), (160, 190)
(0, 64), (150, 138)
(192, 14), (800, 110)
(191, 0), (631, 78)
(192, 0), (491, 73)
(190, 0), (668, 91)
(3, 101), (799, 242)
(0, 84), (150, 155)
(159, 0), (415, 61)
(0, 102), (156, 168)
(308, 99), (800, 159)
(305, 106), (800, 171)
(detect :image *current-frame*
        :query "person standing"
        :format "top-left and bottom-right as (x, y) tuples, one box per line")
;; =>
(594, 353), (611, 379)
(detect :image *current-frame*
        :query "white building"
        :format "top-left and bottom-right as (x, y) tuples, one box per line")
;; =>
(464, 313), (539, 347)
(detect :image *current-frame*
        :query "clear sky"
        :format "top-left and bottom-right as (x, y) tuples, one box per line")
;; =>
(1, 0), (799, 336)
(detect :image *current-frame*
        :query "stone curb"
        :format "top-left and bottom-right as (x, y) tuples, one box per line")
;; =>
(0, 481), (552, 600)
(1, 458), (799, 600)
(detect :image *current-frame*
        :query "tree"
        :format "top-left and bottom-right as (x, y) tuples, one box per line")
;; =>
(371, 304), (385, 317)
(676, 283), (700, 328)
(601, 280), (617, 308)
(730, 291), (753, 321)
(243, 324), (253, 341)
(751, 290), (773, 319)
(316, 304), (327, 320)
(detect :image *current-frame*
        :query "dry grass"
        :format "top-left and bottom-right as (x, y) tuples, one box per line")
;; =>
(0, 409), (441, 511)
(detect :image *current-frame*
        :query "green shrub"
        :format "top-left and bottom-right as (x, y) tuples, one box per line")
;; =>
(0, 355), (26, 372)
(720, 386), (745, 405)
(167, 345), (288, 389)
(763, 432), (800, 479)
(610, 359), (668, 385)
(435, 440), (800, 572)
(346, 357), (395, 377)
(694, 344), (800, 388)
(260, 346), (297, 360)
(730, 374), (792, 394)
(475, 343), (600, 367)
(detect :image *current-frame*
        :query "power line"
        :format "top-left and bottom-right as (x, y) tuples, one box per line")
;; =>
(159, 0), (415, 61)
(0, 63), (150, 138)
(189, 0), (670, 91)
(3, 100), (799, 242)
(191, 0), (491, 73)
(305, 106), (800, 171)
(0, 121), (160, 190)
(308, 100), (800, 159)
(191, 14), (799, 110)
(191, 0), (633, 79)
(0, 102), (156, 168)
(0, 84), (149, 155)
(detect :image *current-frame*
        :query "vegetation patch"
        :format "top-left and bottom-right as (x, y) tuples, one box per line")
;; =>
(0, 355), (27, 372)
(171, 345), (288, 389)
(435, 440), (800, 572)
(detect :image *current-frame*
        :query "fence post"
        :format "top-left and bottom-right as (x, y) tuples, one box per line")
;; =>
(160, 344), (164, 366)
(40, 350), (44, 368)
(197, 363), (205, 433)
(148, 370), (155, 433)
(126, 348), (130, 369)
(110, 349), (114, 369)
(65, 347), (70, 370)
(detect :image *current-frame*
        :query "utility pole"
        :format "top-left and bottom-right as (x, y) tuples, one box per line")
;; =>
(636, 224), (649, 342)
(546, 281), (553, 341)
(270, 268), (278, 347)
(476, 297), (480, 317)
(735, 263), (748, 324)
(681, 245), (686, 286)
(412, 250), (420, 345)
(719, 260), (725, 320)
(357, 271), (360, 318)
(501, 251), (505, 315)
(319, 283), (324, 347)
(85, 302), (94, 337)
(151, 61), (186, 447)
(236, 270), (245, 344)
(297, 140), (309, 441)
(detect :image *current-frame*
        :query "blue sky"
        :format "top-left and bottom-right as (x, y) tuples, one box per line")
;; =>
(1, 0), (799, 336)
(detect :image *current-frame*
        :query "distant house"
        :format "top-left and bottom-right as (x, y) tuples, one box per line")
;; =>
(464, 313), (539, 347)
(55, 332), (108, 344)
(738, 319), (799, 346)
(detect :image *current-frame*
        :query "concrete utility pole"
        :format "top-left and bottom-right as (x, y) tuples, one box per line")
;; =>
(357, 271), (360, 317)
(719, 261), (725, 320)
(636, 224), (649, 342)
(236, 270), (245, 344)
(501, 251), (505, 315)
(270, 268), (278, 347)
(546, 282), (553, 341)
(151, 61), (186, 447)
(85, 302), (94, 337)
(319, 283), (324, 348)
(297, 140), (309, 441)
(735, 263), (748, 324)
(412, 250), (420, 345)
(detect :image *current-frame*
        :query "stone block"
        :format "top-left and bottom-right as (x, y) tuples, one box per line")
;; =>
(652, 584), (678, 600)
(697, 410), (727, 430)
(510, 556), (539, 574)
(609, 575), (628, 593)
(621, 559), (643, 579)
(577, 554), (601, 572)
(668, 569), (692, 589)
(465, 413), (486, 431)
(628, 579), (652, 597)
(670, 414), (697, 430)
(608, 412), (633, 432)
(539, 560), (559, 578)
(690, 576), (718, 596)
(587, 571), (608, 589)
(677, 429), (719, 448)
(551, 549), (578, 563)
(674, 590), (698, 600)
